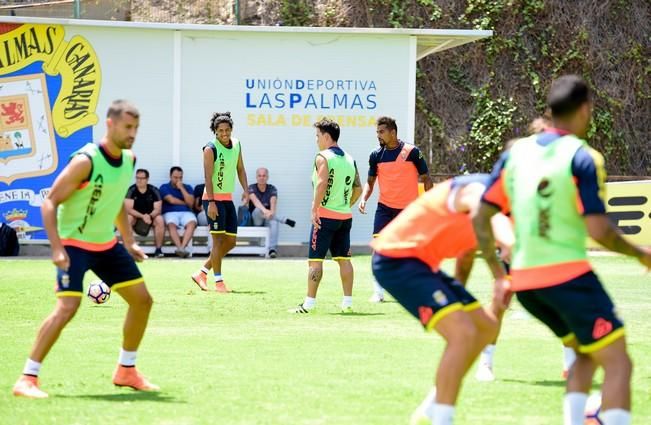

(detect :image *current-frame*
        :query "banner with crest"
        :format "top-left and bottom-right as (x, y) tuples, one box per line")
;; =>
(0, 23), (101, 240)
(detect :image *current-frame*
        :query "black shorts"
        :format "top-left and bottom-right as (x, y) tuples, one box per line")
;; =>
(372, 254), (480, 331)
(55, 243), (143, 297)
(516, 271), (624, 353)
(308, 217), (352, 260)
(373, 202), (402, 236)
(203, 200), (238, 236)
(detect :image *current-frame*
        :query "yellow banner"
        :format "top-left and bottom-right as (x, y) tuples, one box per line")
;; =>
(0, 24), (64, 74)
(419, 179), (650, 246)
(0, 24), (101, 137)
(600, 180), (651, 246)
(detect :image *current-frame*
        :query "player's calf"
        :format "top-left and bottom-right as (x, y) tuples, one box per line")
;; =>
(592, 342), (632, 412)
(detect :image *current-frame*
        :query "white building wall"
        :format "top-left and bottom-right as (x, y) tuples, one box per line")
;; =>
(0, 20), (428, 246)
(174, 30), (412, 244)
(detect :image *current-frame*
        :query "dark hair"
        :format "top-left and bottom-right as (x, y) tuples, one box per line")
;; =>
(210, 112), (233, 133)
(169, 166), (183, 176)
(376, 116), (397, 132)
(547, 75), (590, 118)
(107, 99), (139, 120)
(313, 118), (340, 142)
(136, 168), (149, 178)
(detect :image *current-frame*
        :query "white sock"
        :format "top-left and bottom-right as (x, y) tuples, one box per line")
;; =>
(601, 409), (631, 425)
(373, 280), (384, 297)
(342, 296), (353, 308)
(431, 404), (455, 425)
(563, 392), (588, 425)
(214, 273), (223, 283)
(23, 358), (42, 376)
(303, 296), (316, 309)
(200, 267), (209, 274)
(480, 344), (496, 367)
(118, 348), (137, 367)
(563, 346), (577, 371)
(419, 387), (437, 418)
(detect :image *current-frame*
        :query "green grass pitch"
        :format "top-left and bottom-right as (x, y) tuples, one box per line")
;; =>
(1, 254), (650, 424)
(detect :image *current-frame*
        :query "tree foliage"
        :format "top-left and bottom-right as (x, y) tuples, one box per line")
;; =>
(268, 0), (650, 175)
(133, 0), (650, 176)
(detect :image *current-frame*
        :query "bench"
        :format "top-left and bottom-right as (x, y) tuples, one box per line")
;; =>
(135, 225), (270, 257)
(18, 226), (271, 257)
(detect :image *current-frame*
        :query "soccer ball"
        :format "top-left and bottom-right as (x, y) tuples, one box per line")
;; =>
(584, 392), (602, 425)
(87, 280), (110, 304)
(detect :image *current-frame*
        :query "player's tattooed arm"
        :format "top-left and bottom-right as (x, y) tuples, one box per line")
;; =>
(311, 155), (329, 229)
(350, 169), (362, 206)
(472, 202), (507, 280)
(491, 213), (515, 262)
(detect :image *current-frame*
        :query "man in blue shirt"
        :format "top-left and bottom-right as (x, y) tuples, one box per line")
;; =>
(159, 166), (196, 257)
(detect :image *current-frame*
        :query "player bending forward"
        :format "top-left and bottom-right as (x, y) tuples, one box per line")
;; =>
(371, 174), (513, 425)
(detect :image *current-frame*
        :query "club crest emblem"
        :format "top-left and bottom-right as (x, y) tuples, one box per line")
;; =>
(433, 290), (448, 306)
(0, 23), (101, 240)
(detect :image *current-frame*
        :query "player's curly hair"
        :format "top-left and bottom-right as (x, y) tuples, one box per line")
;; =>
(210, 112), (233, 133)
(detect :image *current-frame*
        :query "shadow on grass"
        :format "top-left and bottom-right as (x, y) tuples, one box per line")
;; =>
(57, 391), (184, 403)
(328, 312), (386, 316)
(230, 290), (266, 295)
(500, 378), (566, 387)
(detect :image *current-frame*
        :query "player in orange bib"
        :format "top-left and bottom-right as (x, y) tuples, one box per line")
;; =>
(371, 174), (513, 425)
(359, 116), (432, 302)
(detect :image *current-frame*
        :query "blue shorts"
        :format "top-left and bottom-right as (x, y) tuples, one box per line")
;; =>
(372, 254), (479, 331)
(373, 202), (402, 236)
(55, 243), (143, 297)
(515, 271), (624, 353)
(203, 200), (238, 236)
(308, 217), (352, 260)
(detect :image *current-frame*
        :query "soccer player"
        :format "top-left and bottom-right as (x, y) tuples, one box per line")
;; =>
(13, 100), (158, 398)
(473, 114), (578, 382)
(371, 174), (513, 425)
(191, 112), (249, 292)
(289, 118), (362, 313)
(473, 75), (651, 425)
(358, 116), (432, 302)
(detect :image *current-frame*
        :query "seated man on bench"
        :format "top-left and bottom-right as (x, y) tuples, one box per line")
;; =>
(244, 167), (295, 258)
(125, 168), (165, 257)
(160, 166), (197, 258)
